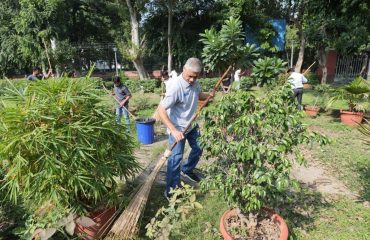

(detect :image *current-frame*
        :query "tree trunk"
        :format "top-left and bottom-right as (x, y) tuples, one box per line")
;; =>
(294, 27), (305, 73)
(125, 0), (148, 79)
(50, 38), (60, 77)
(317, 47), (327, 84)
(133, 59), (147, 80)
(294, 0), (305, 73)
(360, 54), (368, 79)
(167, 0), (174, 72)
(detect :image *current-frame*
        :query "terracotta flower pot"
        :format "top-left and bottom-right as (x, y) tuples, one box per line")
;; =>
(219, 208), (288, 240)
(75, 207), (116, 240)
(340, 110), (364, 127)
(304, 106), (320, 118)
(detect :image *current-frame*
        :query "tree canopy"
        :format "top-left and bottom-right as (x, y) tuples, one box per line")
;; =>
(0, 0), (368, 77)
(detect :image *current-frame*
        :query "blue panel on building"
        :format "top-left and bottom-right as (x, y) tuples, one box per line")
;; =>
(245, 19), (286, 51)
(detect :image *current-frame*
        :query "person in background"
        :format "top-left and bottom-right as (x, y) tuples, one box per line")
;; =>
(157, 57), (215, 198)
(113, 76), (132, 132)
(234, 68), (242, 90)
(161, 70), (171, 92)
(287, 68), (308, 110)
(27, 66), (53, 81)
(169, 69), (178, 80)
(160, 70), (169, 100)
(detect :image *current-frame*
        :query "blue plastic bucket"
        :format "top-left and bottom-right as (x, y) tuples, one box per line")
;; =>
(135, 118), (156, 144)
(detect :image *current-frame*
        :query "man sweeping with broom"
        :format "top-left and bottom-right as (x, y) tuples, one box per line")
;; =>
(157, 57), (214, 198)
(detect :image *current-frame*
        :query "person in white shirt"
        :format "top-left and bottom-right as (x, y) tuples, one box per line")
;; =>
(234, 68), (242, 90)
(169, 70), (178, 80)
(287, 68), (308, 110)
(162, 70), (178, 92)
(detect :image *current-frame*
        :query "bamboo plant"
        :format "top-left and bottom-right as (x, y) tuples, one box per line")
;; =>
(0, 77), (139, 237)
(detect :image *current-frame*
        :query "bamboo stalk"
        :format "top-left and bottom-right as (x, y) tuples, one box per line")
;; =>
(107, 65), (233, 239)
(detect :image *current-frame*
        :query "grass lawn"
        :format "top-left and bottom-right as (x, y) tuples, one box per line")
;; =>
(164, 112), (370, 239)
(168, 189), (369, 240)
(1, 87), (369, 239)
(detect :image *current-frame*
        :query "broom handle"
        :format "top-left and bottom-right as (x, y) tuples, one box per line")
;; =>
(168, 65), (232, 151)
(303, 61), (316, 75)
(42, 39), (52, 71)
(102, 83), (136, 119)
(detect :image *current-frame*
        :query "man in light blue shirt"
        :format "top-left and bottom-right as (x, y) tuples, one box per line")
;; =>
(158, 58), (214, 198)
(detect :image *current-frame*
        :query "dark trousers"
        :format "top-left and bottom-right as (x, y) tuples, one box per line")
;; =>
(293, 88), (304, 110)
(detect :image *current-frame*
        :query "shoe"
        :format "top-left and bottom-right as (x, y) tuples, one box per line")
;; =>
(181, 171), (201, 183)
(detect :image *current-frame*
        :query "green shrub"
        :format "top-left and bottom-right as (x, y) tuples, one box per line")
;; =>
(0, 78), (139, 237)
(305, 71), (320, 85)
(0, 79), (29, 96)
(200, 84), (329, 213)
(239, 76), (255, 90)
(139, 79), (161, 93)
(251, 57), (287, 87)
(199, 78), (219, 92)
(200, 16), (259, 72)
(145, 184), (202, 239)
(104, 79), (160, 93)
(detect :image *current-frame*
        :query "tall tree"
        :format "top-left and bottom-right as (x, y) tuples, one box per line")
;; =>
(0, 0), (21, 76)
(118, 0), (148, 79)
(0, 0), (124, 76)
(144, 0), (222, 70)
(305, 0), (369, 83)
(14, 0), (62, 71)
(166, 0), (175, 72)
(291, 0), (306, 73)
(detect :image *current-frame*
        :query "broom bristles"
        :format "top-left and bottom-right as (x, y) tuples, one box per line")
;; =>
(108, 150), (171, 239)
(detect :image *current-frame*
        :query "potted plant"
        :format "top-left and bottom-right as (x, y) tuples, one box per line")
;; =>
(0, 77), (140, 239)
(327, 76), (370, 126)
(304, 105), (320, 117)
(304, 84), (331, 118)
(200, 84), (328, 239)
(359, 119), (370, 145)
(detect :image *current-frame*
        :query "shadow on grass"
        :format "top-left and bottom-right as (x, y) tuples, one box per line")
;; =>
(280, 187), (333, 239)
(354, 162), (370, 201)
(137, 183), (168, 239)
(328, 109), (341, 119)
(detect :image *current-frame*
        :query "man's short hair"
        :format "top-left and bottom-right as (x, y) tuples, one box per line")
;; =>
(286, 68), (294, 74)
(32, 66), (41, 72)
(113, 76), (121, 83)
(184, 58), (202, 73)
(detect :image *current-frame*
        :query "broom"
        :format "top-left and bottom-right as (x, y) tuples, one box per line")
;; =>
(42, 39), (53, 79)
(102, 83), (136, 119)
(107, 65), (233, 239)
(303, 61), (316, 75)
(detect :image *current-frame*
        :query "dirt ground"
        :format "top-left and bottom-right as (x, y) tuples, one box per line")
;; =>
(291, 147), (358, 200)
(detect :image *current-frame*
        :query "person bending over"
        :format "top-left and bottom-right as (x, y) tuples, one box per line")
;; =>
(157, 57), (214, 198)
